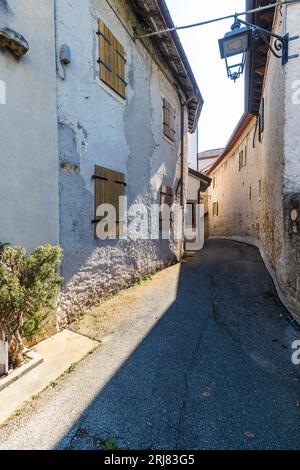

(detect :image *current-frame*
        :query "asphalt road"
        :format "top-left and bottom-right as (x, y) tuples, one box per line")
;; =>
(0, 240), (300, 450)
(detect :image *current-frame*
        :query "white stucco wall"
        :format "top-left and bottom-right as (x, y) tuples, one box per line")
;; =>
(0, 0), (59, 251)
(55, 0), (190, 323)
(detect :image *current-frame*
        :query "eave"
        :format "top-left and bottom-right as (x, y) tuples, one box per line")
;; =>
(207, 113), (255, 175)
(245, 0), (276, 115)
(189, 168), (212, 191)
(128, 0), (204, 133)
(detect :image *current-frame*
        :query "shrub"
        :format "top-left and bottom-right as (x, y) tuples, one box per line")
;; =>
(0, 244), (63, 367)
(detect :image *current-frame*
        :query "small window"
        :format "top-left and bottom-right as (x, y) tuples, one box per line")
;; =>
(244, 146), (247, 166)
(163, 99), (176, 142)
(239, 151), (244, 171)
(213, 202), (219, 217)
(186, 201), (197, 229)
(160, 185), (173, 232)
(213, 176), (217, 189)
(259, 179), (262, 200)
(239, 148), (247, 171)
(259, 98), (264, 142)
(249, 186), (252, 201)
(97, 19), (126, 99)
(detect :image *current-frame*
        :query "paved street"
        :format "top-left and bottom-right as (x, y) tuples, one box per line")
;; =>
(0, 240), (300, 450)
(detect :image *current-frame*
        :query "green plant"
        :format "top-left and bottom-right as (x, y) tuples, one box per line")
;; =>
(0, 244), (63, 368)
(98, 436), (119, 450)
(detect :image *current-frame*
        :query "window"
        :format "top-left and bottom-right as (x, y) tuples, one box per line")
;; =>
(93, 165), (126, 239)
(186, 201), (197, 229)
(249, 186), (252, 201)
(163, 99), (176, 142)
(244, 146), (247, 166)
(239, 148), (247, 171)
(213, 202), (219, 217)
(160, 185), (174, 233)
(259, 98), (264, 142)
(97, 19), (126, 98)
(213, 176), (217, 189)
(239, 151), (244, 171)
(259, 179), (262, 200)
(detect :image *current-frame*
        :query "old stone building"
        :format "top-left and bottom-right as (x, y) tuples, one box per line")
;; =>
(207, 0), (300, 322)
(0, 0), (203, 329)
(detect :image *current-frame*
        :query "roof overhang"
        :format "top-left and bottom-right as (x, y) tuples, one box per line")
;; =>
(207, 113), (255, 175)
(245, 0), (276, 115)
(128, 0), (204, 133)
(188, 168), (212, 191)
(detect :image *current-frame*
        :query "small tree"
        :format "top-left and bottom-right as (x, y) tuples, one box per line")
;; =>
(0, 244), (63, 368)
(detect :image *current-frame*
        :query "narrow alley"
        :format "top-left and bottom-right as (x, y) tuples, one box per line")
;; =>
(1, 240), (299, 450)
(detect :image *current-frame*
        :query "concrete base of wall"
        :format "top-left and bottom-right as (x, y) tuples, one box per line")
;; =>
(209, 236), (300, 327)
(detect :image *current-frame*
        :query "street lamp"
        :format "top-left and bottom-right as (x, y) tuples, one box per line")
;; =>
(219, 15), (299, 82)
(219, 18), (252, 82)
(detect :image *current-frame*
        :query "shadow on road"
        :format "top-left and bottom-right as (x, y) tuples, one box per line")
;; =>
(56, 240), (300, 450)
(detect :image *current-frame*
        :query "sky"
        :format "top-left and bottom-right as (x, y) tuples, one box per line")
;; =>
(165, 0), (245, 152)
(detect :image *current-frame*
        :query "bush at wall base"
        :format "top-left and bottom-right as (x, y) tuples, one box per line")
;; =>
(0, 244), (63, 368)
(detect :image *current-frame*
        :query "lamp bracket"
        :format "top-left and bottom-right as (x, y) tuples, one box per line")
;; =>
(237, 17), (299, 65)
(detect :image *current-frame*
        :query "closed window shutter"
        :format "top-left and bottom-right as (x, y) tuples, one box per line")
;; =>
(213, 202), (219, 217)
(160, 185), (173, 231)
(160, 185), (173, 208)
(163, 99), (176, 142)
(98, 19), (126, 99)
(93, 165), (126, 239)
(259, 98), (264, 142)
(239, 151), (244, 171)
(116, 41), (126, 98)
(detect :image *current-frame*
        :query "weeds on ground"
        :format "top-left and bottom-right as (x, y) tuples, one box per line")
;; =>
(98, 435), (119, 450)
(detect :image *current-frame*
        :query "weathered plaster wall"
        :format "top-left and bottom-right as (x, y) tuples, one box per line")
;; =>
(209, 119), (262, 242)
(0, 0), (59, 252)
(209, 6), (300, 323)
(55, 0), (189, 324)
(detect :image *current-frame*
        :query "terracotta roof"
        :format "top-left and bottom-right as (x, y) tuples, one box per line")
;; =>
(128, 0), (203, 133)
(207, 113), (255, 175)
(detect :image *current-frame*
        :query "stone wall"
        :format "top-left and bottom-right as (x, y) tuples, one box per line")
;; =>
(55, 0), (190, 325)
(208, 5), (300, 323)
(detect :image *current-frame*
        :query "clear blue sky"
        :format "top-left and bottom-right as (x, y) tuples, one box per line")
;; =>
(165, 0), (245, 151)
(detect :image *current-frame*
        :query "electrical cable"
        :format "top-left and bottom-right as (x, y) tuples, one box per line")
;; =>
(137, 0), (300, 38)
